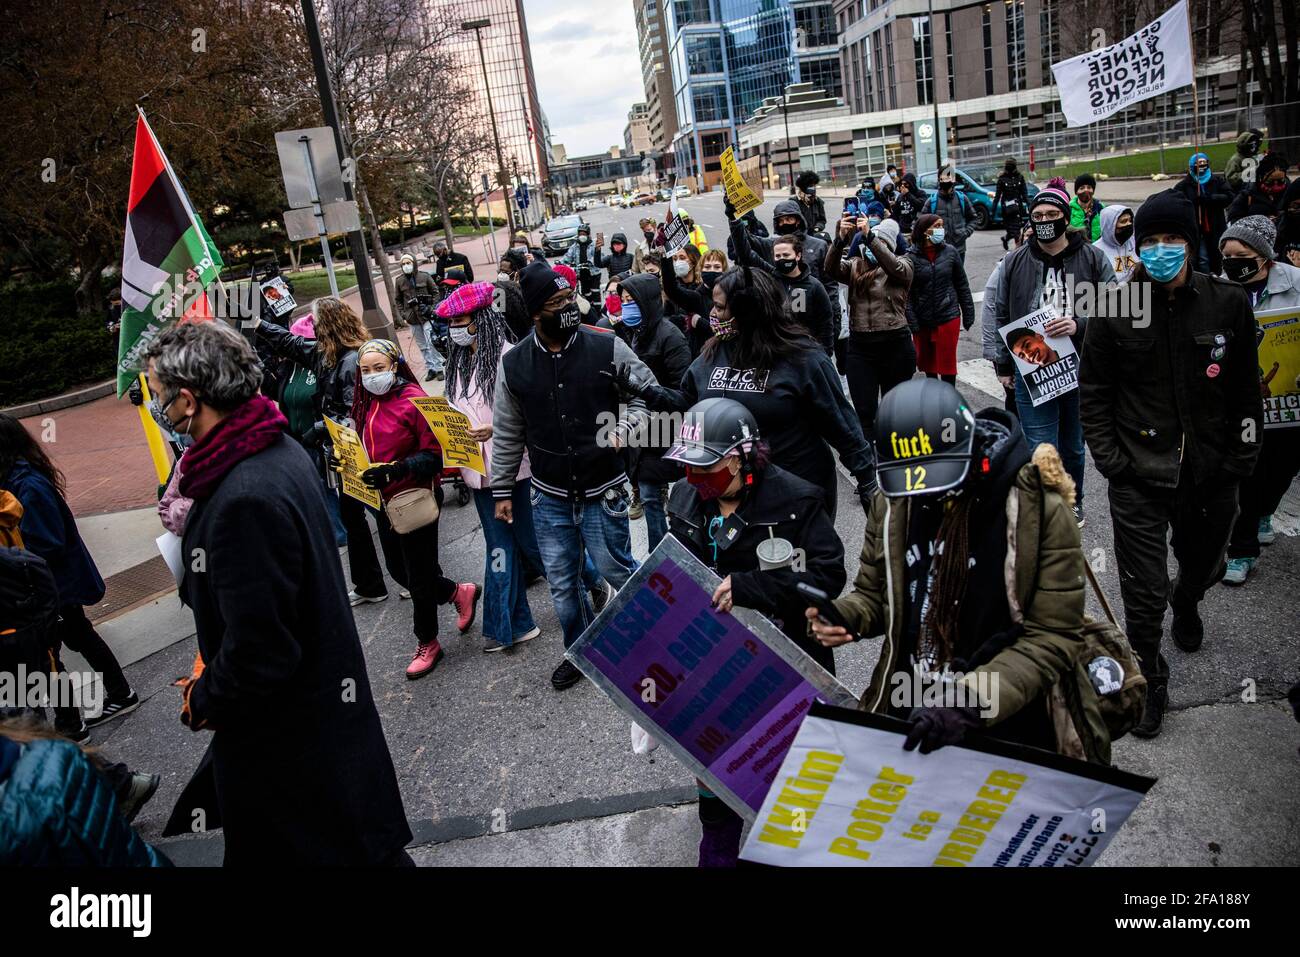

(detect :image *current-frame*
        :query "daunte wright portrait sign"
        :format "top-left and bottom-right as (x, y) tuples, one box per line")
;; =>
(741, 704), (1155, 867)
(567, 536), (856, 821)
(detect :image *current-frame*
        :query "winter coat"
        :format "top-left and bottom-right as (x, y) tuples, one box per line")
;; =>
(826, 230), (914, 334)
(1173, 174), (1233, 271)
(906, 242), (974, 331)
(925, 188), (976, 252)
(730, 199), (829, 284)
(434, 251), (474, 283)
(667, 463), (846, 674)
(660, 267), (713, 357)
(993, 170), (1029, 217)
(255, 322), (359, 441)
(991, 233), (1117, 375)
(1226, 184), (1283, 225)
(1224, 131), (1260, 193)
(1242, 260), (1300, 311)
(777, 267), (835, 354)
(980, 258), (1006, 362)
(1069, 196), (1105, 241)
(834, 415), (1112, 764)
(0, 736), (170, 866)
(621, 273), (692, 485)
(796, 194), (828, 234)
(1093, 205), (1138, 283)
(598, 232), (634, 275)
(2, 461), (104, 608)
(1080, 270), (1263, 488)
(357, 381), (441, 501)
(178, 436), (412, 865)
(1276, 178), (1300, 258)
(894, 178), (928, 234)
(395, 270), (438, 325)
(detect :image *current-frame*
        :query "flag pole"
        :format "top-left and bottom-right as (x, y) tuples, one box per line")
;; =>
(1185, 1), (1201, 153)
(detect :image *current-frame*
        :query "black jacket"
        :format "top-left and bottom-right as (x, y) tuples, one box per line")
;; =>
(660, 266), (713, 358)
(179, 436), (411, 865)
(622, 273), (692, 485)
(667, 463), (845, 673)
(494, 279), (533, 342)
(907, 243), (974, 330)
(1173, 174), (1233, 271)
(993, 171), (1029, 215)
(1080, 270), (1264, 488)
(598, 232), (635, 275)
(435, 251), (474, 282)
(779, 267), (835, 354)
(797, 194), (827, 234)
(895, 182), (929, 234)
(254, 323), (359, 443)
(1226, 185), (1282, 225)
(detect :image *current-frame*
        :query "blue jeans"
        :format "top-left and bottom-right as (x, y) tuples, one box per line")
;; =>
(411, 320), (443, 373)
(1014, 374), (1085, 505)
(638, 480), (669, 552)
(530, 486), (637, 648)
(510, 484), (605, 592)
(473, 483), (537, 646)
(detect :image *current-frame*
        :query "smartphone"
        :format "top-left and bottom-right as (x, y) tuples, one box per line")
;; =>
(597, 231), (605, 245)
(843, 197), (860, 217)
(795, 582), (858, 640)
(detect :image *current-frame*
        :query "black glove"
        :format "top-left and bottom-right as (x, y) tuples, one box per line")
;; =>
(855, 476), (878, 510)
(127, 380), (144, 407)
(360, 460), (410, 489)
(722, 194), (736, 221)
(609, 363), (649, 400)
(327, 452), (345, 474)
(903, 705), (982, 754)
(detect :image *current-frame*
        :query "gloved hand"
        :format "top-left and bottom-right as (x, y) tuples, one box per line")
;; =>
(127, 380), (144, 407)
(855, 476), (878, 510)
(902, 704), (982, 754)
(610, 363), (649, 400)
(723, 194), (736, 221)
(361, 460), (410, 489)
(962, 314), (975, 332)
(326, 451), (346, 474)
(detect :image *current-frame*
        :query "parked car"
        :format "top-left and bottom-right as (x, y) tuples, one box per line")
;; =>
(916, 166), (1040, 229)
(542, 214), (584, 255)
(656, 188), (671, 202)
(633, 192), (656, 206)
(674, 185), (691, 198)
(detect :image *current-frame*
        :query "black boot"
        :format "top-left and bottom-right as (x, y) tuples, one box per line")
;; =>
(1131, 678), (1168, 738)
(1170, 590), (1204, 652)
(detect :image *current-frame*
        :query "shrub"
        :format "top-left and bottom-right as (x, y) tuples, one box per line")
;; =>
(0, 279), (116, 406)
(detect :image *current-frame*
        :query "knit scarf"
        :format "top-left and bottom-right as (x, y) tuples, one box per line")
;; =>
(178, 394), (287, 500)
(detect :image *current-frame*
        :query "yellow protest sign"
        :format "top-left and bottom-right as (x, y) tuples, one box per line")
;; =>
(409, 396), (487, 474)
(720, 146), (762, 218)
(325, 417), (382, 509)
(1258, 306), (1300, 430)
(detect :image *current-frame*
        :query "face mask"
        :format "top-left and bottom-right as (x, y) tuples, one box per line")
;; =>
(701, 270), (722, 287)
(686, 464), (737, 501)
(362, 371), (397, 395)
(540, 302), (581, 339)
(612, 243), (625, 254)
(449, 326), (476, 347)
(149, 396), (194, 447)
(401, 263), (414, 275)
(774, 220), (800, 236)
(803, 187), (816, 198)
(1194, 166), (1211, 185)
(1262, 180), (1287, 196)
(1033, 217), (1067, 242)
(775, 258), (798, 275)
(929, 228), (945, 245)
(1222, 256), (1262, 284)
(578, 235), (590, 244)
(620, 300), (643, 327)
(497, 271), (511, 283)
(939, 182), (955, 193)
(1139, 242), (1188, 283)
(1115, 223), (1134, 245)
(643, 230), (656, 243)
(674, 259), (691, 278)
(604, 294), (622, 316)
(868, 216), (881, 228)
(513, 245), (528, 255)
(709, 314), (738, 340)
(861, 189), (875, 201)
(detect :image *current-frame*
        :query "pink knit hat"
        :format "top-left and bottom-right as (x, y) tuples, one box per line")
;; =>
(290, 314), (315, 337)
(1031, 176), (1072, 216)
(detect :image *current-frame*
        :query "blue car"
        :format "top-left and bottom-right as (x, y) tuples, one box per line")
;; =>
(916, 166), (1040, 230)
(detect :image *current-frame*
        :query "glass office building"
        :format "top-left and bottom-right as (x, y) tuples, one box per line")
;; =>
(667, 0), (837, 187)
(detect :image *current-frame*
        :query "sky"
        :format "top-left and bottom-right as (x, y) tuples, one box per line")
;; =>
(522, 0), (645, 158)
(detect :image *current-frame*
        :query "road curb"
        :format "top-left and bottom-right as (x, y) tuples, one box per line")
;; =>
(4, 379), (116, 418)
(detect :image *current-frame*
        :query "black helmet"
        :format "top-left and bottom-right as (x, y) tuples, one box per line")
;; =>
(874, 379), (975, 497)
(664, 398), (759, 468)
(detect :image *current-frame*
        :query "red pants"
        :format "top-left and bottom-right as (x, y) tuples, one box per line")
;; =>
(913, 318), (961, 376)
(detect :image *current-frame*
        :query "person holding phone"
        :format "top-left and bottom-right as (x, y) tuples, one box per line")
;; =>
(664, 398), (846, 867)
(806, 378), (1111, 764)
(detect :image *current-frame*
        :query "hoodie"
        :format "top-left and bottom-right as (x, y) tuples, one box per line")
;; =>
(894, 173), (928, 233)
(1093, 204), (1138, 283)
(1224, 130), (1262, 192)
(621, 273), (691, 484)
(727, 199), (829, 283)
(598, 232), (634, 275)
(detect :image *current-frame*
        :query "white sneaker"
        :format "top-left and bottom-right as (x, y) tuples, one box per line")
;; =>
(515, 626), (540, 644)
(348, 590), (388, 607)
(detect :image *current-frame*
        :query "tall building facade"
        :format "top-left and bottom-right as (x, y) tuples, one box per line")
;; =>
(624, 102), (653, 155)
(635, 0), (680, 165)
(437, 0), (552, 223)
(664, 0), (840, 186)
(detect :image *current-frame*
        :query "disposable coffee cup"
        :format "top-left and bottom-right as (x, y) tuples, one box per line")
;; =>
(756, 535), (794, 571)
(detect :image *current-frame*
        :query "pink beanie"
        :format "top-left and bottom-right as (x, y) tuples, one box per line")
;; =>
(290, 314), (315, 338)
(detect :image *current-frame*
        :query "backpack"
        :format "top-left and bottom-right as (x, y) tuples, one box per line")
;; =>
(927, 191), (971, 217)
(1078, 559), (1147, 741)
(0, 546), (61, 666)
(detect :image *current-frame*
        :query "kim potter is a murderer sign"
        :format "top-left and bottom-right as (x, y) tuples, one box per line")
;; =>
(741, 704), (1155, 867)
(567, 536), (856, 820)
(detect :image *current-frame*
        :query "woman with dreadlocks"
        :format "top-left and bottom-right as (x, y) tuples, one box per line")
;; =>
(807, 378), (1115, 765)
(346, 339), (480, 678)
(437, 282), (544, 653)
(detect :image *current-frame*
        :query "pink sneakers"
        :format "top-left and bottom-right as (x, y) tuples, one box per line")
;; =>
(452, 582), (480, 633)
(405, 640), (444, 680)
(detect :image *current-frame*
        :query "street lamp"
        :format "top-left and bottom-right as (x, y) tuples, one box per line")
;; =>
(462, 17), (515, 234)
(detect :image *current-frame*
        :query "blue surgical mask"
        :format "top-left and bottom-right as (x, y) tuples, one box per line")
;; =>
(861, 189), (876, 201)
(1195, 167), (1211, 185)
(620, 300), (642, 327)
(868, 216), (881, 228)
(1139, 243), (1188, 283)
(930, 228), (946, 245)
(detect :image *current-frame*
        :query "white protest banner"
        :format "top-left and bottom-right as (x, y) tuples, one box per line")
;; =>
(1051, 0), (1193, 128)
(740, 703), (1155, 867)
(1001, 306), (1079, 407)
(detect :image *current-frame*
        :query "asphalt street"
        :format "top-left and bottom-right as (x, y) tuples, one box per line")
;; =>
(94, 188), (1299, 866)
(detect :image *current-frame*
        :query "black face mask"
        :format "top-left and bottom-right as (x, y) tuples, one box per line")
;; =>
(939, 182), (955, 193)
(701, 270), (722, 287)
(774, 220), (800, 236)
(1033, 218), (1068, 243)
(1114, 223), (1134, 244)
(643, 230), (655, 243)
(540, 302), (581, 340)
(1222, 256), (1262, 284)
(775, 258), (798, 275)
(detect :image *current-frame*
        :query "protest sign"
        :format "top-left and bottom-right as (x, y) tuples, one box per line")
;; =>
(720, 146), (762, 218)
(740, 703), (1155, 867)
(1256, 306), (1300, 429)
(1051, 1), (1193, 128)
(409, 395), (487, 474)
(663, 215), (691, 254)
(259, 275), (297, 319)
(1000, 306), (1079, 407)
(567, 536), (856, 820)
(324, 417), (381, 509)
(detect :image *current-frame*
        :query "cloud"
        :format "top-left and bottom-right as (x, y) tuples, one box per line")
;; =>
(522, 0), (646, 157)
